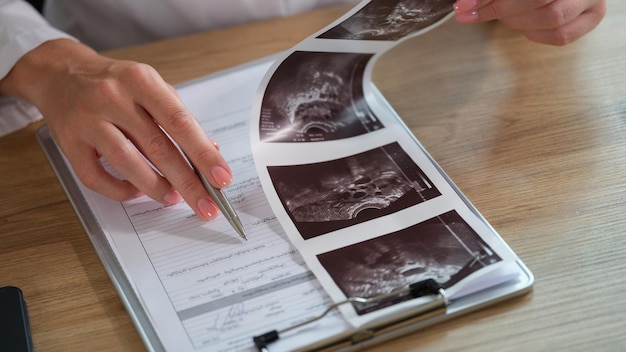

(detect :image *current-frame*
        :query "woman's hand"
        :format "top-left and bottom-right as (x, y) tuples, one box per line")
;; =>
(0, 39), (230, 220)
(454, 0), (607, 45)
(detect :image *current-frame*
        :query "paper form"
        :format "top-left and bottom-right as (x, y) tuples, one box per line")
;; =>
(77, 59), (352, 352)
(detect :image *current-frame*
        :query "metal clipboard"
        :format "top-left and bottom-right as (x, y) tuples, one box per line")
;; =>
(36, 55), (533, 352)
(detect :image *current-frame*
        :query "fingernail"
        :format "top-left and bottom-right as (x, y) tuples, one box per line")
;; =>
(212, 139), (220, 151)
(198, 197), (219, 220)
(210, 165), (232, 187)
(456, 10), (479, 22)
(454, 0), (477, 13)
(163, 189), (181, 204)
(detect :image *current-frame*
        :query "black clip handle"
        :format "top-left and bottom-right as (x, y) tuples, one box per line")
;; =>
(253, 330), (279, 352)
(408, 278), (443, 298)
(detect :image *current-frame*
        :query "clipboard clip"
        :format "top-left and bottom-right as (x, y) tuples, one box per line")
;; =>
(252, 278), (448, 352)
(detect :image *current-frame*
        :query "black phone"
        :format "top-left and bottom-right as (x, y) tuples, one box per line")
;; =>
(0, 286), (34, 352)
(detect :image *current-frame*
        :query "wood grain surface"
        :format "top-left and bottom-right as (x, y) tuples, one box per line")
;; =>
(1, 2), (625, 351)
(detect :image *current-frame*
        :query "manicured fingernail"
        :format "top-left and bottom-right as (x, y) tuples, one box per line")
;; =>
(163, 189), (181, 204)
(454, 0), (477, 13)
(198, 197), (219, 220)
(210, 165), (232, 187)
(456, 10), (479, 22)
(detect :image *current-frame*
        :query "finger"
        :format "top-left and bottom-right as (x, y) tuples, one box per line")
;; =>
(498, 0), (599, 31)
(121, 65), (224, 220)
(522, 3), (607, 45)
(65, 143), (141, 201)
(47, 119), (143, 201)
(164, 84), (220, 150)
(135, 68), (232, 188)
(93, 120), (180, 203)
(455, 0), (555, 23)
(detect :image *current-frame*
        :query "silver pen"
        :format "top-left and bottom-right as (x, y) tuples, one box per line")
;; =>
(185, 154), (248, 241)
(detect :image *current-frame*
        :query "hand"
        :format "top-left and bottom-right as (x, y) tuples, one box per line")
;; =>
(453, 0), (607, 45)
(0, 39), (230, 221)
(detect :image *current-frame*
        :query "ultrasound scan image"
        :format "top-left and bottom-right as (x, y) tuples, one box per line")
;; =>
(259, 51), (384, 143)
(317, 210), (501, 315)
(267, 142), (441, 239)
(318, 0), (454, 41)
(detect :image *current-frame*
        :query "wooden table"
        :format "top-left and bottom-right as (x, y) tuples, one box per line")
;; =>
(2, 3), (625, 351)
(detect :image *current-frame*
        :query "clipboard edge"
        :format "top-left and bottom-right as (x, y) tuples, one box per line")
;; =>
(36, 125), (166, 352)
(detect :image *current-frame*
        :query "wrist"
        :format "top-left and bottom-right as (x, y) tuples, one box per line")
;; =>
(0, 38), (100, 106)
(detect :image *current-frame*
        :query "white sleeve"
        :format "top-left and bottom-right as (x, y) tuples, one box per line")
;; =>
(0, 0), (75, 137)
